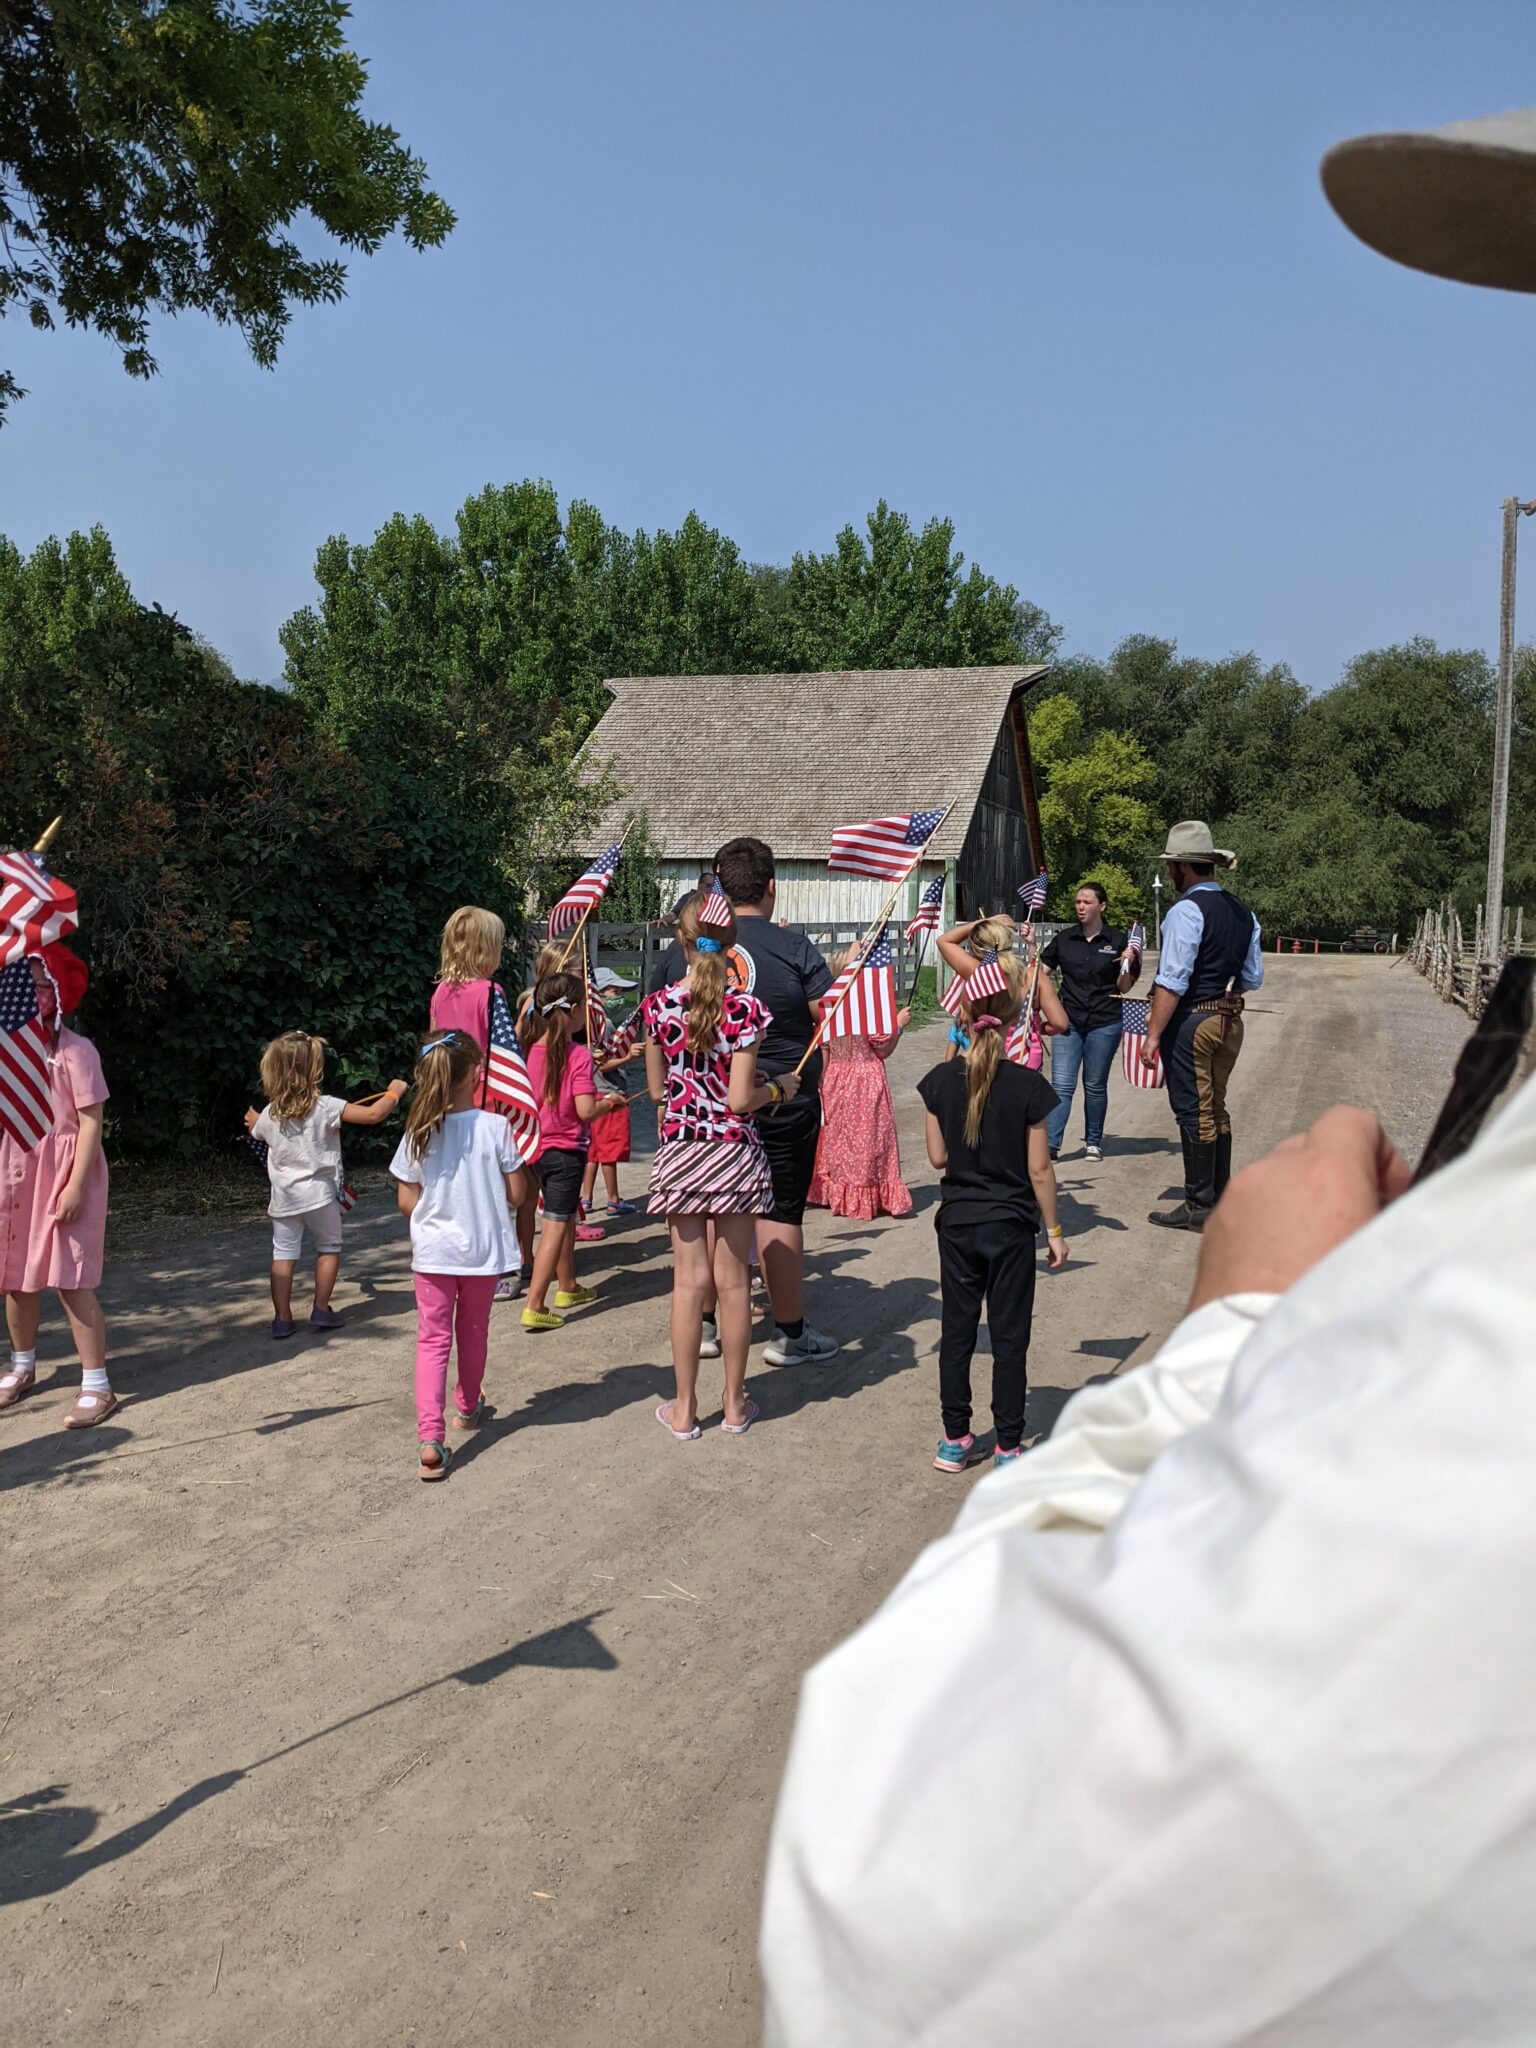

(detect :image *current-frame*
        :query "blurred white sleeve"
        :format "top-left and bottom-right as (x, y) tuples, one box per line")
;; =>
(762, 1071), (1536, 2048)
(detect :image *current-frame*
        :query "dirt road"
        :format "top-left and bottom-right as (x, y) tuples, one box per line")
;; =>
(0, 958), (1468, 2046)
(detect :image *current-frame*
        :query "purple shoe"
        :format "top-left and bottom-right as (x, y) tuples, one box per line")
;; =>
(308, 1307), (346, 1331)
(271, 1318), (297, 1341)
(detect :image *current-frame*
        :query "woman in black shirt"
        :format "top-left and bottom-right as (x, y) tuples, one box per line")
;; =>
(1039, 882), (1141, 1160)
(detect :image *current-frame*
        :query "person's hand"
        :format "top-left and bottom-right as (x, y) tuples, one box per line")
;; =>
(1045, 1232), (1068, 1271)
(243, 1106), (259, 1133)
(1140, 1038), (1161, 1067)
(1187, 1106), (1411, 1312)
(388, 1078), (409, 1101)
(776, 1072), (802, 1103)
(53, 1181), (84, 1226)
(895, 1007), (912, 1032)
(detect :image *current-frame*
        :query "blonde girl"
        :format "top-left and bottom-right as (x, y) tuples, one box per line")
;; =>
(389, 1030), (530, 1481)
(639, 893), (795, 1440)
(915, 978), (1067, 1474)
(428, 905), (526, 1298)
(936, 914), (1068, 1061)
(245, 1032), (406, 1339)
(517, 971), (625, 1331)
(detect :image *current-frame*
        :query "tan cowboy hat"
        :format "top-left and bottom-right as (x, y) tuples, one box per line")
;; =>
(1322, 107), (1536, 293)
(1161, 821), (1236, 869)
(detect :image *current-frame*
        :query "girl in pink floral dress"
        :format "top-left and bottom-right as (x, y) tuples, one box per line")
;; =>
(0, 945), (116, 1428)
(808, 954), (913, 1221)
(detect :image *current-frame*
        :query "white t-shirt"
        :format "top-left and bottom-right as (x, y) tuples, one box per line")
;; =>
(252, 1095), (348, 1218)
(388, 1110), (521, 1276)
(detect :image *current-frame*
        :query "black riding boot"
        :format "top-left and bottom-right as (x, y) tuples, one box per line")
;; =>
(1149, 1133), (1218, 1232)
(1213, 1130), (1234, 1200)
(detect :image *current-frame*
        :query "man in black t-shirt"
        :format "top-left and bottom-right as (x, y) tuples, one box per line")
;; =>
(652, 836), (839, 1367)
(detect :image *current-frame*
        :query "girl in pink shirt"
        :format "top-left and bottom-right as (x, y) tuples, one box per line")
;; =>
(517, 970), (624, 1332)
(0, 945), (116, 1429)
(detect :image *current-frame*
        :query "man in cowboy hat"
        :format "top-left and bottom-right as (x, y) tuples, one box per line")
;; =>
(1142, 820), (1263, 1229)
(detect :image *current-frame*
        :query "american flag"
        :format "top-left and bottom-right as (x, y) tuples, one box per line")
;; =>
(904, 874), (945, 941)
(603, 1004), (644, 1063)
(547, 842), (623, 936)
(239, 1128), (354, 1210)
(1124, 921), (1146, 958)
(483, 983), (545, 1161)
(0, 959), (54, 1149)
(940, 948), (1009, 1018)
(823, 926), (897, 1041)
(0, 848), (78, 967)
(828, 808), (946, 883)
(697, 886), (734, 929)
(1017, 870), (1049, 914)
(1120, 997), (1165, 1088)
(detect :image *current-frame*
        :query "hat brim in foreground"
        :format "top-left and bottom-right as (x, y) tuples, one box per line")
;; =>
(1322, 113), (1536, 293)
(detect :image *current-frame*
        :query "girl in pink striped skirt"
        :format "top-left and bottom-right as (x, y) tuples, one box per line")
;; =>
(640, 892), (800, 1441)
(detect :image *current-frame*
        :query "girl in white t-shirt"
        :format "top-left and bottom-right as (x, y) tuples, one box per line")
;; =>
(245, 1032), (407, 1340)
(389, 1030), (530, 1482)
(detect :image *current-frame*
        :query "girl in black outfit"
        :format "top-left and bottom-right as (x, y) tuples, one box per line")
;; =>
(917, 980), (1067, 1475)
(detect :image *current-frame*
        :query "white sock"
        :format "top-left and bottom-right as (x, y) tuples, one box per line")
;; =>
(8, 1349), (35, 1377)
(81, 1366), (109, 1394)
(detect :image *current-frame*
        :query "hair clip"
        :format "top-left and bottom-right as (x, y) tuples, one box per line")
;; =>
(419, 1036), (454, 1056)
(693, 936), (723, 954)
(540, 996), (574, 1015)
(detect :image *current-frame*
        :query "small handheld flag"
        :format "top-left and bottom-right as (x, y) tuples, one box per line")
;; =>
(484, 984), (546, 1161)
(940, 948), (1009, 1018)
(1124, 920), (1146, 959)
(697, 887), (734, 929)
(548, 842), (623, 936)
(823, 926), (898, 1041)
(828, 809), (946, 883)
(904, 874), (945, 942)
(1017, 870), (1049, 915)
(0, 847), (79, 967)
(1120, 997), (1165, 1088)
(0, 958), (53, 1151)
(603, 1004), (644, 1063)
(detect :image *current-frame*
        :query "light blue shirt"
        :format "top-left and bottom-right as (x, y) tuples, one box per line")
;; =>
(1155, 882), (1264, 997)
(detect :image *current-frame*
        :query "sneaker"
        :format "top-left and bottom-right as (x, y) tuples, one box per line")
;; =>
(1084, 1144), (1103, 1162)
(932, 1433), (979, 1473)
(271, 1317), (297, 1341)
(520, 1307), (565, 1332)
(993, 1443), (1028, 1467)
(763, 1323), (840, 1366)
(308, 1307), (345, 1331)
(1049, 1147), (1060, 1162)
(493, 1277), (515, 1303)
(553, 1284), (599, 1310)
(699, 1320), (722, 1360)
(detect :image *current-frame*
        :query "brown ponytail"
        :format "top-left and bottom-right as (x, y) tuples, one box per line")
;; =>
(520, 971), (581, 1104)
(405, 1030), (482, 1162)
(962, 983), (1023, 1148)
(676, 892), (737, 1053)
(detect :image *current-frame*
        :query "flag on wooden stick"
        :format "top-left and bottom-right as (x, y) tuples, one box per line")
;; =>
(0, 958), (53, 1149)
(828, 809), (946, 883)
(823, 926), (897, 1040)
(0, 848), (78, 966)
(548, 843), (623, 935)
(697, 886), (734, 929)
(484, 985), (545, 1160)
(1120, 997), (1165, 1088)
(1017, 870), (1049, 915)
(939, 948), (1009, 1018)
(904, 874), (945, 941)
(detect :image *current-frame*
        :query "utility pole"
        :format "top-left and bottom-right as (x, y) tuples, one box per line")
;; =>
(1487, 496), (1536, 969)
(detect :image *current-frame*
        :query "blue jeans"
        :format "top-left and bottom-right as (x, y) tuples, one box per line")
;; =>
(1048, 1021), (1123, 1151)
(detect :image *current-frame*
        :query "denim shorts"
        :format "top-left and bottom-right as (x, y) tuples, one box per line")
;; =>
(537, 1146), (587, 1222)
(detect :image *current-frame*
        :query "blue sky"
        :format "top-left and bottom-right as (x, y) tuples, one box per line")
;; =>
(2, 1), (1532, 688)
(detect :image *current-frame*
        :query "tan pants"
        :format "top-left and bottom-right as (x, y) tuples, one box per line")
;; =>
(1165, 1010), (1244, 1143)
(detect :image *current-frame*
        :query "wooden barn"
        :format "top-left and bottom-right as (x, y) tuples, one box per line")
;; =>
(575, 665), (1051, 925)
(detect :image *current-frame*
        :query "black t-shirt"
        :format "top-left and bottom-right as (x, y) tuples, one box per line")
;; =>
(916, 1057), (1058, 1232)
(652, 918), (834, 1088)
(1041, 921), (1131, 1034)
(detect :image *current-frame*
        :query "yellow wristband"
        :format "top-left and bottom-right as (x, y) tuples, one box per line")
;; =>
(1047, 1225), (1063, 1239)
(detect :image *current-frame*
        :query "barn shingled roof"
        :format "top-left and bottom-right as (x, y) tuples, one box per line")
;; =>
(576, 665), (1052, 862)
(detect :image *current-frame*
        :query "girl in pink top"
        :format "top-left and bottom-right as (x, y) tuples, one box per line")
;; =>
(0, 945), (116, 1429)
(516, 970), (624, 1331)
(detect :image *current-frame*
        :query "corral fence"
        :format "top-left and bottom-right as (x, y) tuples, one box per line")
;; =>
(1411, 901), (1533, 1017)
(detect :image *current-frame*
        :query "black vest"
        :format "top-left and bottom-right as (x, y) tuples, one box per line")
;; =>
(1177, 887), (1256, 1010)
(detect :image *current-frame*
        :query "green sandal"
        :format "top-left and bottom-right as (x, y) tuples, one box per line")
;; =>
(451, 1397), (489, 1432)
(418, 1439), (451, 1482)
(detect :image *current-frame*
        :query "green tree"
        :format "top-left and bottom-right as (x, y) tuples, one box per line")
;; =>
(0, 0), (454, 418)
(1029, 693), (1162, 925)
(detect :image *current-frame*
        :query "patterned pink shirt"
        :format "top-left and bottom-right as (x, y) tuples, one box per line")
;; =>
(640, 985), (769, 1144)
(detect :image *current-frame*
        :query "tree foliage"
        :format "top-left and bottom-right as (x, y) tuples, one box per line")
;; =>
(0, 0), (454, 419)
(1028, 694), (1161, 925)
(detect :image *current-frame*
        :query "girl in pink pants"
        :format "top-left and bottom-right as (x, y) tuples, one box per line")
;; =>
(389, 1031), (529, 1482)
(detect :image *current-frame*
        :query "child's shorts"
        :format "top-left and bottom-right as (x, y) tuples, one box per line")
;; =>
(536, 1147), (587, 1223)
(271, 1201), (344, 1261)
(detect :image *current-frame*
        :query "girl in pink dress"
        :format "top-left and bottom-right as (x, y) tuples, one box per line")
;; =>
(808, 952), (914, 1221)
(0, 945), (116, 1428)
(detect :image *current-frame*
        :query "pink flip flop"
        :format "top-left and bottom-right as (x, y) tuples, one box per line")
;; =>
(720, 1397), (761, 1436)
(655, 1402), (701, 1442)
